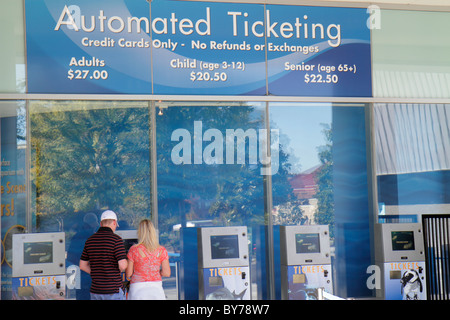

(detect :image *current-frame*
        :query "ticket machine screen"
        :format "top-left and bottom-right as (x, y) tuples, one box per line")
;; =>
(211, 235), (239, 260)
(24, 242), (53, 264)
(123, 239), (137, 253)
(391, 231), (415, 251)
(115, 230), (138, 254)
(295, 233), (320, 254)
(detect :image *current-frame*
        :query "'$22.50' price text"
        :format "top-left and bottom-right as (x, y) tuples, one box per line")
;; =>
(67, 69), (109, 80)
(304, 73), (338, 84)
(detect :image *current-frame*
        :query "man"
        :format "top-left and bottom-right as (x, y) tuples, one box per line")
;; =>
(80, 210), (128, 300)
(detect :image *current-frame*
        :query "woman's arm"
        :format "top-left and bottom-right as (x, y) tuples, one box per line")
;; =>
(126, 259), (134, 280)
(160, 259), (171, 277)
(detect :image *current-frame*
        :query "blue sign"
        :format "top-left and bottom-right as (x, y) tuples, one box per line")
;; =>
(26, 0), (152, 94)
(150, 0), (266, 95)
(265, 5), (371, 97)
(25, 0), (371, 96)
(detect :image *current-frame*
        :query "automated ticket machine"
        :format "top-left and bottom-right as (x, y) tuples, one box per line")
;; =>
(374, 223), (426, 300)
(280, 225), (333, 300)
(115, 229), (138, 293)
(115, 230), (138, 253)
(197, 226), (251, 300)
(12, 232), (66, 300)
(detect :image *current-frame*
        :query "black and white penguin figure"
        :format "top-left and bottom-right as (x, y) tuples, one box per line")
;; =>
(400, 269), (423, 300)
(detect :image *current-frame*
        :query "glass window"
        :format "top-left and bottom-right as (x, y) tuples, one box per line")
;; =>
(3, 99), (375, 300)
(155, 102), (268, 299)
(28, 100), (152, 299)
(374, 103), (450, 300)
(0, 1), (26, 93)
(269, 103), (332, 227)
(0, 100), (27, 300)
(372, 10), (450, 98)
(375, 103), (450, 219)
(269, 103), (372, 298)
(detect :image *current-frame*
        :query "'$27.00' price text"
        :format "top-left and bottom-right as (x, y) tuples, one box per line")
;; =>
(67, 69), (109, 80)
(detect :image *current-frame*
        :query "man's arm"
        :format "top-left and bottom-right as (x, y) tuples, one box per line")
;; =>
(79, 259), (91, 274)
(115, 236), (128, 273)
(118, 259), (128, 273)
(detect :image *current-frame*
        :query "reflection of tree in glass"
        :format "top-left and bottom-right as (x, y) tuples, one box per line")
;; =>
(30, 103), (151, 230)
(156, 105), (295, 251)
(314, 123), (334, 239)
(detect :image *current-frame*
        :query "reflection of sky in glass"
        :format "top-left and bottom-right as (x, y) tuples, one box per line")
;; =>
(270, 104), (332, 174)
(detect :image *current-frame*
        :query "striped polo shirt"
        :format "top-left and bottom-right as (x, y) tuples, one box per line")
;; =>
(80, 227), (127, 294)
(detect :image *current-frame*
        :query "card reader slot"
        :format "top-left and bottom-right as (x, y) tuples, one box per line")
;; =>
(209, 276), (223, 287)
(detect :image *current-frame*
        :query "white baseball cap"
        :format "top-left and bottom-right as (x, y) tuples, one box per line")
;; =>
(100, 210), (119, 226)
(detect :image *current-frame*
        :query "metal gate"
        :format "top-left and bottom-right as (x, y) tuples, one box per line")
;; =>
(423, 215), (450, 300)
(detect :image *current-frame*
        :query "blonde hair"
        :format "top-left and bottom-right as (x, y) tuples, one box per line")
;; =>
(137, 219), (159, 252)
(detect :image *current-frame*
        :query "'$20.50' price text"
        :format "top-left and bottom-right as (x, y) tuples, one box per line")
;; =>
(67, 69), (109, 80)
(190, 71), (228, 82)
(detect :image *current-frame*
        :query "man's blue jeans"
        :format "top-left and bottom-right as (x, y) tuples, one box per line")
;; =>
(90, 288), (125, 300)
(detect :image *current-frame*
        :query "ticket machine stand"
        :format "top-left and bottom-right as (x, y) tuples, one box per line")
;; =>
(280, 225), (333, 300)
(197, 226), (251, 300)
(12, 232), (66, 300)
(115, 230), (138, 298)
(374, 223), (427, 300)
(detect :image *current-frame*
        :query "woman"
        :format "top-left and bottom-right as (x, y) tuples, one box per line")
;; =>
(126, 219), (170, 300)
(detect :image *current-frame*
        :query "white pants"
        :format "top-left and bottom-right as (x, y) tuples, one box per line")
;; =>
(128, 281), (166, 300)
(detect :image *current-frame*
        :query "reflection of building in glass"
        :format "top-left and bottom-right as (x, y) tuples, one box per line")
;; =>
(273, 165), (321, 225)
(289, 164), (321, 200)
